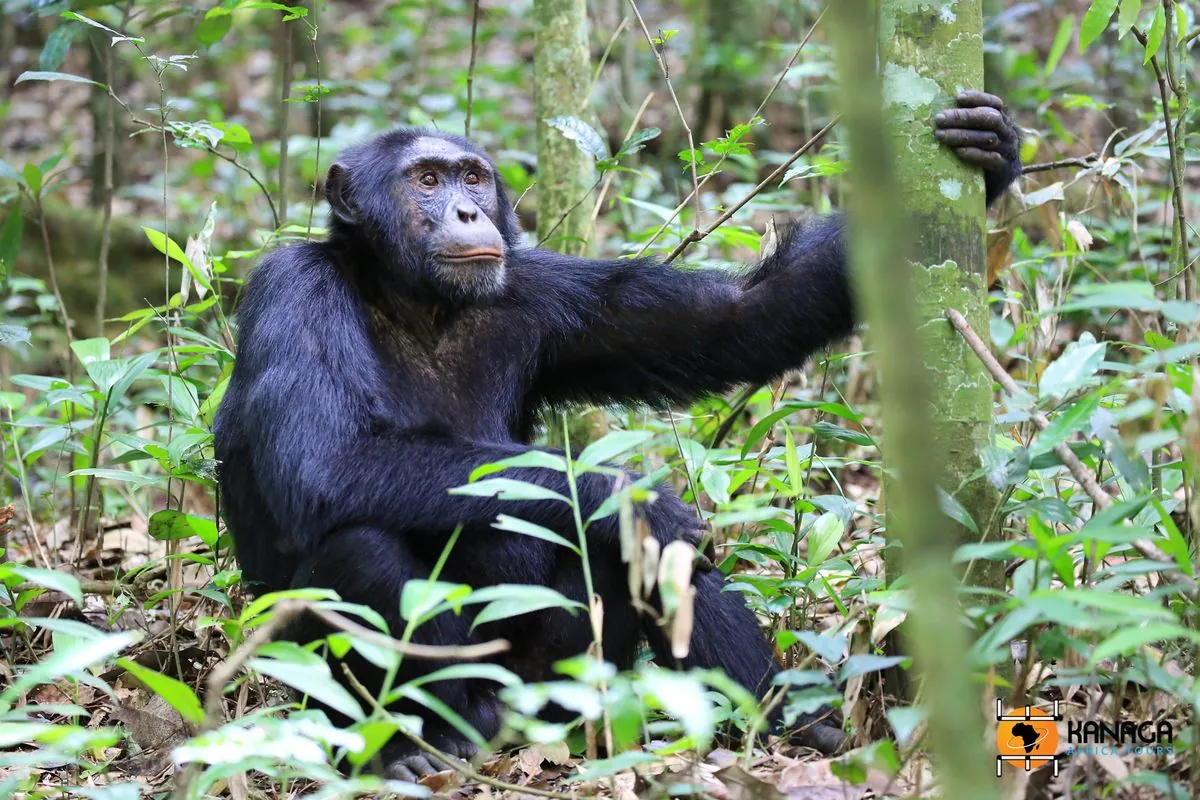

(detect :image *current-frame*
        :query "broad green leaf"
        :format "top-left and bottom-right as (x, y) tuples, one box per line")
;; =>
(1045, 16), (1075, 75)
(15, 70), (103, 88)
(838, 654), (909, 682)
(117, 658), (204, 724)
(408, 662), (522, 689)
(468, 450), (566, 480)
(467, 584), (584, 628)
(71, 337), (110, 366)
(1089, 623), (1199, 666)
(400, 579), (471, 623)
(1145, 5), (1166, 62)
(491, 514), (579, 553)
(38, 24), (75, 72)
(1039, 333), (1106, 399)
(247, 654), (364, 721)
(1, 630), (140, 704)
(1080, 0), (1119, 51)
(577, 430), (653, 467)
(148, 510), (218, 547)
(197, 10), (233, 46)
(544, 116), (608, 160)
(806, 512), (842, 566)
(143, 227), (195, 273)
(1116, 0), (1142, 38)
(449, 477), (567, 503)
(2, 565), (82, 606)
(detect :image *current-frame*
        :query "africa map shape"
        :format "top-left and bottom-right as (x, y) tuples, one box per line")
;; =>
(1010, 722), (1044, 753)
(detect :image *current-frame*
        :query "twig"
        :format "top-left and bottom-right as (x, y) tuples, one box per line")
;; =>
(305, 0), (323, 239)
(945, 308), (1196, 593)
(634, 7), (828, 258)
(340, 666), (581, 799)
(276, 18), (294, 225)
(464, 0), (482, 139)
(663, 115), (840, 264)
(308, 606), (510, 660)
(398, 728), (581, 800)
(1022, 154), (1100, 174)
(628, 0), (701, 226)
(586, 91), (654, 237)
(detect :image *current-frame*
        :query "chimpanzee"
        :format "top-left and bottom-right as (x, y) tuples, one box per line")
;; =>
(213, 91), (1022, 778)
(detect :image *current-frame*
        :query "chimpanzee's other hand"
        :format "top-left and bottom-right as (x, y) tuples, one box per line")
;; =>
(934, 90), (1022, 204)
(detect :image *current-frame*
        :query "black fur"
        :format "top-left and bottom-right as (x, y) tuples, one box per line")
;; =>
(214, 107), (1021, 767)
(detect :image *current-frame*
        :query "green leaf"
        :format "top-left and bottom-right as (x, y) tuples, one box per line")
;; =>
(1080, 0), (1119, 51)
(491, 514), (580, 553)
(197, 11), (234, 46)
(148, 510), (219, 547)
(449, 478), (568, 503)
(400, 579), (471, 623)
(142, 227), (195, 272)
(1039, 333), (1106, 399)
(38, 24), (76, 72)
(1144, 5), (1166, 63)
(0, 630), (140, 704)
(577, 430), (653, 467)
(3, 565), (83, 606)
(248, 652), (364, 721)
(0, 205), (23, 281)
(466, 584), (584, 628)
(1089, 623), (1199, 666)
(1116, 0), (1142, 38)
(544, 116), (608, 160)
(15, 70), (103, 88)
(1044, 16), (1075, 75)
(806, 512), (842, 566)
(117, 658), (205, 724)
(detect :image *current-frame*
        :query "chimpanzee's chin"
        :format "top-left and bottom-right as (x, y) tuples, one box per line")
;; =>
(433, 259), (507, 303)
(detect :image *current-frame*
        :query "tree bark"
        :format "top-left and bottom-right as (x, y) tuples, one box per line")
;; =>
(880, 0), (1002, 585)
(534, 0), (596, 256)
(830, 1), (997, 795)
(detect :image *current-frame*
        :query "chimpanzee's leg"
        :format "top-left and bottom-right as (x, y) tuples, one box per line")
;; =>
(641, 568), (846, 753)
(290, 526), (503, 779)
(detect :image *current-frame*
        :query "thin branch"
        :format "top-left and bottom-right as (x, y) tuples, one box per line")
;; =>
(276, 18), (294, 225)
(464, 0), (482, 139)
(628, 0), (701, 226)
(1022, 154), (1100, 174)
(634, 7), (828, 258)
(663, 115), (840, 264)
(945, 308), (1197, 594)
(306, 1), (324, 238)
(308, 606), (510, 660)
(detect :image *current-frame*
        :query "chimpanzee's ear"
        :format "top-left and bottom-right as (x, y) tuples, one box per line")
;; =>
(324, 162), (357, 225)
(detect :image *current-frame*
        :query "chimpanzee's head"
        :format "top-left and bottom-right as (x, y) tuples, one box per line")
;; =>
(324, 129), (520, 303)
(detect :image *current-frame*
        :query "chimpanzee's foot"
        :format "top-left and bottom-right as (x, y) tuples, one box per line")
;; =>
(791, 715), (848, 755)
(382, 737), (476, 782)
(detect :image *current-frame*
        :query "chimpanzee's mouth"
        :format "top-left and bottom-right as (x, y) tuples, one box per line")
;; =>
(439, 248), (504, 262)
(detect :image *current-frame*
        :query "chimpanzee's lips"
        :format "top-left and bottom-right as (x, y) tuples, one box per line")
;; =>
(440, 248), (504, 262)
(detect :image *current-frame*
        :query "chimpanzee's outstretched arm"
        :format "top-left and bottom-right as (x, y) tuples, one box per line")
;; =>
(528, 91), (1021, 408)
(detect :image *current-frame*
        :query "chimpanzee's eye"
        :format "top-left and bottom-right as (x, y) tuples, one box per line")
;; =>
(419, 172), (438, 187)
(464, 171), (480, 186)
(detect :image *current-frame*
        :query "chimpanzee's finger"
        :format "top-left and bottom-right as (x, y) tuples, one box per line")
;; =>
(956, 90), (1006, 111)
(935, 106), (1006, 132)
(935, 128), (1001, 149)
(954, 147), (1008, 172)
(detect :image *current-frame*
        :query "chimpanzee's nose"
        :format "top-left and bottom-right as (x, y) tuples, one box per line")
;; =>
(456, 204), (479, 224)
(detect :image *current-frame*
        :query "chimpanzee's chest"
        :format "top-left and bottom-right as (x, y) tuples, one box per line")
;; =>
(368, 308), (540, 441)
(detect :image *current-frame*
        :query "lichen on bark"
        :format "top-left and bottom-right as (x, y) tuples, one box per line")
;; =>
(533, 0), (596, 256)
(881, 1), (1001, 565)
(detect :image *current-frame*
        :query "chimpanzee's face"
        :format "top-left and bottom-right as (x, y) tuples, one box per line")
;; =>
(394, 137), (508, 301)
(324, 131), (516, 304)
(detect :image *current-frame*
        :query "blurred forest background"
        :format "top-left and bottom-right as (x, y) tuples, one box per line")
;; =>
(0, 0), (1197, 798)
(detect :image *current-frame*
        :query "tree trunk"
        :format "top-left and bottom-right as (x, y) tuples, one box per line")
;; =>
(880, 1), (1002, 586)
(830, 0), (997, 795)
(534, 0), (595, 256)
